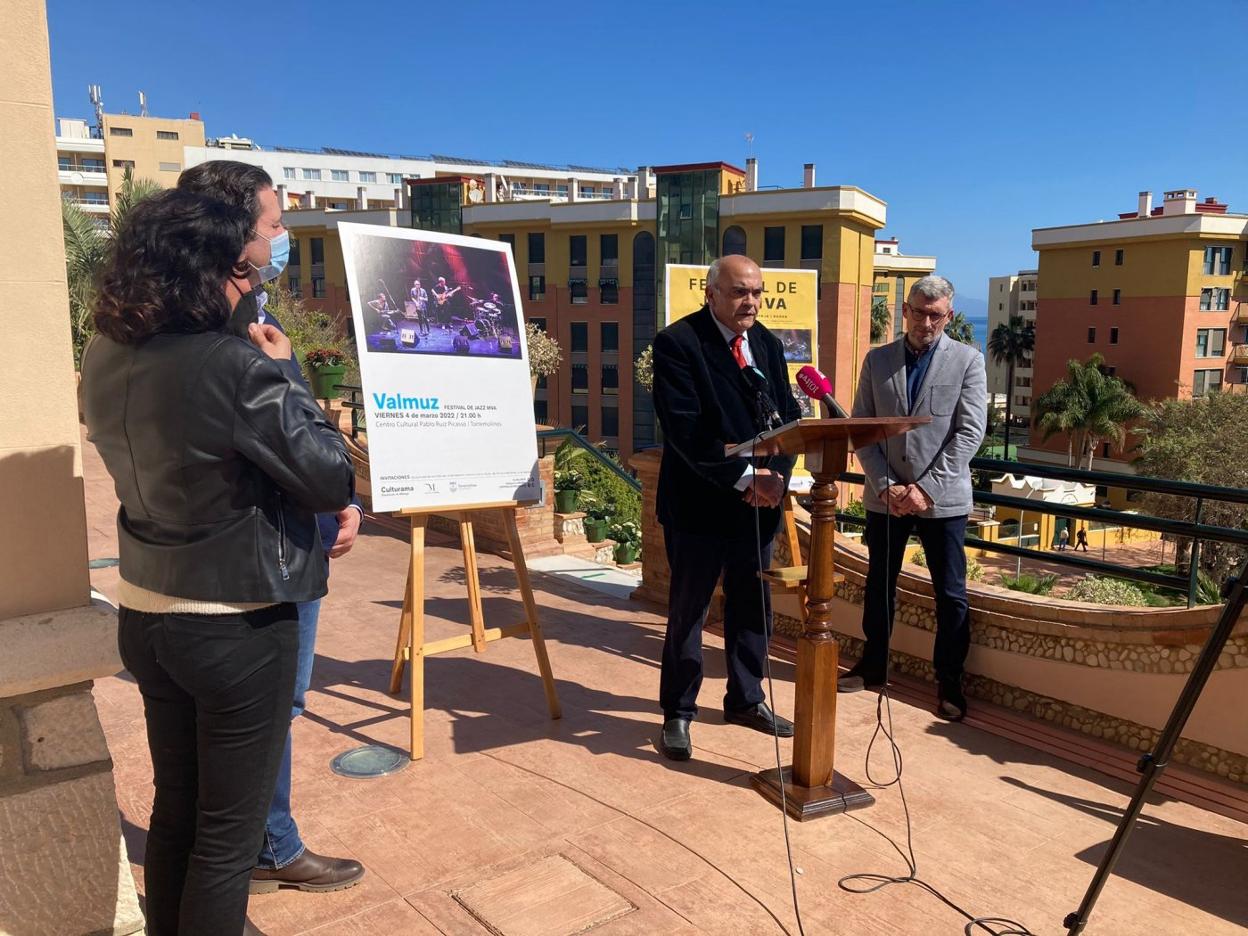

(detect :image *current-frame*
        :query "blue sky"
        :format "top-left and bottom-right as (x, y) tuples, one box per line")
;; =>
(47, 0), (1248, 308)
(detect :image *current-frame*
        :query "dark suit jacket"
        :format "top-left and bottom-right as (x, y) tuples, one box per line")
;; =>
(652, 305), (801, 538)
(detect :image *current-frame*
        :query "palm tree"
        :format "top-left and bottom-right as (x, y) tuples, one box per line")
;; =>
(62, 168), (161, 365)
(870, 296), (891, 343)
(943, 311), (976, 345)
(987, 315), (1036, 456)
(1034, 354), (1145, 469)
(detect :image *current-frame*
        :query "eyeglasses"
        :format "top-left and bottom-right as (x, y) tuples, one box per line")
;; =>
(905, 304), (950, 323)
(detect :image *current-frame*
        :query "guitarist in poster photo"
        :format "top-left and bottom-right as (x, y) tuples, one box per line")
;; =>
(430, 275), (462, 328)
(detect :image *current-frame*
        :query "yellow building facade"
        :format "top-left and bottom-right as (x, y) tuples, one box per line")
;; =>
(100, 111), (206, 202)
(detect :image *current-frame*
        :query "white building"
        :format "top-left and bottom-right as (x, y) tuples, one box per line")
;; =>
(183, 139), (635, 213)
(986, 269), (1037, 424)
(55, 118), (108, 223)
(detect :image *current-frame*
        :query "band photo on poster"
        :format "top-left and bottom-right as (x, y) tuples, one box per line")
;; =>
(351, 230), (523, 360)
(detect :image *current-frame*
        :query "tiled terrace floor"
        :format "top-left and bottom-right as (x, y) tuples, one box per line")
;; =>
(83, 435), (1247, 935)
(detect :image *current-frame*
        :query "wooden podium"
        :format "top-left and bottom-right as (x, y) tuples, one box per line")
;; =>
(733, 416), (927, 820)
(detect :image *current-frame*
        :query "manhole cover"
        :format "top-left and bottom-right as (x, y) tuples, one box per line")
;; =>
(330, 744), (409, 779)
(88, 558), (119, 569)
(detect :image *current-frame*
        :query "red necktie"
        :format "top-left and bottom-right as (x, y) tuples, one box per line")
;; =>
(730, 334), (748, 369)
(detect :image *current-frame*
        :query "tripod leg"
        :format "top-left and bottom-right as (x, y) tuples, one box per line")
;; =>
(1064, 570), (1247, 934)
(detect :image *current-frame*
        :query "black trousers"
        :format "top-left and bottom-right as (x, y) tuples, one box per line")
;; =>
(118, 604), (299, 936)
(860, 511), (971, 689)
(660, 525), (772, 720)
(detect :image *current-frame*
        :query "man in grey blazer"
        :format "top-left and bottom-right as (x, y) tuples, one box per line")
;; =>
(838, 275), (986, 720)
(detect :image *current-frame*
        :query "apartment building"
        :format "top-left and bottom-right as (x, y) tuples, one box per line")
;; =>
(872, 237), (937, 341)
(986, 269), (1037, 423)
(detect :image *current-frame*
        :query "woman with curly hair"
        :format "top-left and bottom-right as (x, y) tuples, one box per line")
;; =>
(80, 188), (354, 936)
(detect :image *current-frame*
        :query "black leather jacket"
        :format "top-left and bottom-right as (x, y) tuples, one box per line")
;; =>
(81, 329), (355, 604)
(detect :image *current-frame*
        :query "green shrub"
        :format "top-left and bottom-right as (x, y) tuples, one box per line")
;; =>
(1064, 575), (1149, 606)
(998, 572), (1058, 595)
(554, 440), (641, 529)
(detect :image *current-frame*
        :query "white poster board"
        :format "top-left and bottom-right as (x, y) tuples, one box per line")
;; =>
(339, 222), (540, 513)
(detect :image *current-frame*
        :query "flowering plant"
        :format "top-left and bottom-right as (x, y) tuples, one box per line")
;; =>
(526, 322), (562, 379)
(303, 347), (347, 367)
(634, 345), (654, 391)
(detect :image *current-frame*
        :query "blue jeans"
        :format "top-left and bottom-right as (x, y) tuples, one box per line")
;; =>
(256, 598), (320, 869)
(860, 511), (970, 689)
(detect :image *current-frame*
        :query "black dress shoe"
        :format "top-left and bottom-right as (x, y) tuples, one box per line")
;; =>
(837, 662), (887, 693)
(250, 849), (365, 894)
(936, 681), (968, 722)
(725, 702), (794, 737)
(659, 717), (692, 761)
(243, 919), (269, 936)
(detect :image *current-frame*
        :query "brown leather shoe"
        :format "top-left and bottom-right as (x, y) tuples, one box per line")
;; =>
(250, 849), (365, 894)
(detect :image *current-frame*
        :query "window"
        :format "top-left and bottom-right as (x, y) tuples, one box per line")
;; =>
(529, 275), (545, 300)
(1088, 327), (1096, 343)
(1095, 485), (1109, 498)
(1102, 443), (1111, 459)
(763, 226), (785, 265)
(310, 237), (324, 265)
(499, 233), (515, 255)
(534, 399), (548, 423)
(1092, 250), (1101, 267)
(1200, 288), (1230, 310)
(601, 365), (619, 394)
(569, 235), (587, 267)
(283, 167), (296, 179)
(678, 197), (692, 220)
(311, 277), (326, 298)
(302, 168), (321, 180)
(722, 226), (747, 256)
(58, 156), (74, 171)
(599, 278), (619, 304)
(570, 279), (589, 303)
(1196, 328), (1227, 357)
(800, 224), (823, 260)
(1110, 327), (1119, 344)
(533, 183), (550, 196)
(287, 276), (301, 298)
(1193, 368), (1223, 397)
(570, 322), (588, 352)
(1015, 376), (1032, 388)
(156, 130), (179, 141)
(111, 158), (135, 170)
(288, 238), (300, 266)
(331, 169), (349, 181)
(82, 158), (104, 171)
(109, 126), (133, 137)
(601, 405), (619, 437)
(1112, 289), (1121, 305)
(527, 232), (545, 263)
(571, 364), (589, 392)
(1115, 249), (1124, 265)
(581, 185), (594, 196)
(359, 171), (377, 183)
(530, 317), (546, 332)
(600, 234), (618, 263)
(555, 184), (569, 196)
(387, 173), (403, 184)
(570, 402), (589, 431)
(1203, 246), (1233, 275)
(1089, 289), (1098, 305)
(601, 322), (619, 352)
(1105, 366), (1117, 377)
(158, 162), (180, 172)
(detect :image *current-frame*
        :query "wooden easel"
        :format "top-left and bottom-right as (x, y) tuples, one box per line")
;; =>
(387, 501), (560, 760)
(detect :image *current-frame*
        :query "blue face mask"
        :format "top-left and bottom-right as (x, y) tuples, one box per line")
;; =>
(251, 229), (290, 283)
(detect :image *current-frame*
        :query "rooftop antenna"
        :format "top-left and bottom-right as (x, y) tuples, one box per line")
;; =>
(744, 131), (755, 154)
(138, 90), (149, 117)
(88, 84), (104, 135)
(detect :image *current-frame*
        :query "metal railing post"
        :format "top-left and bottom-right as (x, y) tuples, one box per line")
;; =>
(1187, 497), (1204, 608)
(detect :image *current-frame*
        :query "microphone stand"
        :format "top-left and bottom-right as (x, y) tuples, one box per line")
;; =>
(1063, 563), (1247, 934)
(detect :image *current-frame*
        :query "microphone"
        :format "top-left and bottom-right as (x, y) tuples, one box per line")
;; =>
(795, 365), (850, 418)
(740, 365), (781, 429)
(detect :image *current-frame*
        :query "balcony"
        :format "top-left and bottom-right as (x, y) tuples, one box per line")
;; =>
(1231, 343), (1248, 365)
(80, 422), (1247, 936)
(1232, 302), (1248, 324)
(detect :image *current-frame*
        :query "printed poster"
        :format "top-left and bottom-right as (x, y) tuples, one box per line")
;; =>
(339, 222), (540, 512)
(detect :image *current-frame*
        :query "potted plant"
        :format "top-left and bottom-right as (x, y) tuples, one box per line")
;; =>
(304, 347), (347, 399)
(582, 494), (612, 543)
(553, 467), (583, 514)
(526, 322), (562, 403)
(610, 520), (641, 564)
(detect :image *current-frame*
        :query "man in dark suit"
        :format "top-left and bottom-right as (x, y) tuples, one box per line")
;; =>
(652, 254), (802, 761)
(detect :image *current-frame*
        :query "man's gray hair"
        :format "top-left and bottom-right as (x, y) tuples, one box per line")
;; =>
(909, 274), (955, 303)
(706, 257), (726, 291)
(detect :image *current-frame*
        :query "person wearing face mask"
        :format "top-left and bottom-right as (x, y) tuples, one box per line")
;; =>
(177, 162), (366, 897)
(839, 275), (987, 721)
(80, 189), (355, 936)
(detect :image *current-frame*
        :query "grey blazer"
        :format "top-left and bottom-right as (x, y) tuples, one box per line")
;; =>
(852, 335), (987, 518)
